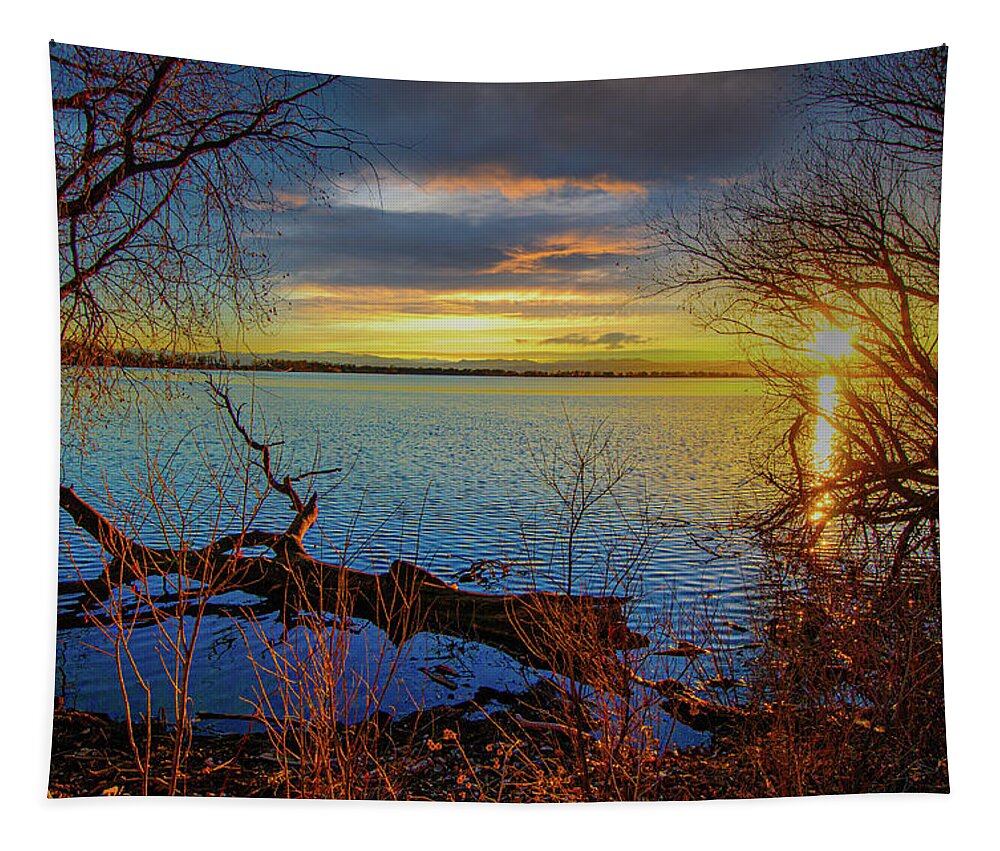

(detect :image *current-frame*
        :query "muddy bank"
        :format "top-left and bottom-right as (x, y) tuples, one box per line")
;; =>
(48, 685), (755, 802)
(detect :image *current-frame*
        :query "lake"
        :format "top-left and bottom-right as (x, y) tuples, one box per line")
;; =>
(57, 371), (774, 744)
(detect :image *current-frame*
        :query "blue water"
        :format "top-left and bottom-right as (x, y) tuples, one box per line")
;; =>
(57, 371), (773, 744)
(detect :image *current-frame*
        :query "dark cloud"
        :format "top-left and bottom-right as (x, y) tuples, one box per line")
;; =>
(540, 332), (648, 349)
(333, 67), (796, 184)
(532, 252), (632, 274)
(266, 204), (511, 285)
(265, 199), (640, 291)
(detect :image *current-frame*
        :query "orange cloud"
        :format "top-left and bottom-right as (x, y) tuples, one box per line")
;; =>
(244, 188), (312, 212)
(423, 166), (646, 200)
(273, 189), (312, 209)
(277, 283), (601, 319)
(483, 231), (639, 275)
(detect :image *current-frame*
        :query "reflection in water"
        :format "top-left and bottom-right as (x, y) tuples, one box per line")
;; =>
(810, 374), (838, 525)
(805, 324), (852, 535)
(813, 374), (838, 475)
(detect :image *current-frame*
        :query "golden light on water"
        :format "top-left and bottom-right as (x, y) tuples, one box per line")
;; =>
(809, 492), (834, 524)
(813, 374), (838, 476)
(806, 326), (852, 529)
(809, 373), (839, 528)
(816, 374), (837, 395)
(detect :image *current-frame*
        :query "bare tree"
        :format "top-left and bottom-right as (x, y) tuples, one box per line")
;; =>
(648, 47), (945, 572)
(52, 42), (374, 424)
(531, 419), (634, 594)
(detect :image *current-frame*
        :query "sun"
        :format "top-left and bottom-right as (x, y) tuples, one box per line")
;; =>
(809, 328), (853, 360)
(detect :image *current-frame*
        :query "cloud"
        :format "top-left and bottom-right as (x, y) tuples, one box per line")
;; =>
(261, 198), (644, 293)
(262, 204), (512, 286)
(483, 231), (640, 275)
(422, 166), (646, 199)
(336, 68), (794, 185)
(277, 282), (654, 322)
(540, 331), (649, 350)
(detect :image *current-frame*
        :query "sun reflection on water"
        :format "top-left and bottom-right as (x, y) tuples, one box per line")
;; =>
(813, 374), (838, 476)
(810, 374), (839, 527)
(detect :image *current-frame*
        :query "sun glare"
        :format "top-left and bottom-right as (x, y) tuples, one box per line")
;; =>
(809, 329), (853, 360)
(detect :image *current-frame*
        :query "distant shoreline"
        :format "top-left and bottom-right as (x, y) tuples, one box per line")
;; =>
(120, 360), (754, 380)
(219, 361), (754, 379)
(65, 349), (756, 379)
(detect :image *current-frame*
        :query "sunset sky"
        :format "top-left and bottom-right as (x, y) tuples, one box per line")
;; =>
(231, 67), (799, 366)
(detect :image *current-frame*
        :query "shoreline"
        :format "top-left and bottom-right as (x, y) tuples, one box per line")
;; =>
(66, 359), (756, 380)
(47, 686), (755, 801)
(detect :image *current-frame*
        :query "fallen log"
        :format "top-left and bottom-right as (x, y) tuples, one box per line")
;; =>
(58, 485), (645, 669)
(59, 484), (762, 735)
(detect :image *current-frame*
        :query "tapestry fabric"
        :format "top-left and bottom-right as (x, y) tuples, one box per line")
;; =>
(50, 42), (947, 800)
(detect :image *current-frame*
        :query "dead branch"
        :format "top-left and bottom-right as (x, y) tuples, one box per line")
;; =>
(206, 376), (333, 544)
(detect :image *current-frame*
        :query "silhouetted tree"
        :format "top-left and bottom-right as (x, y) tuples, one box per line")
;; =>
(648, 47), (945, 572)
(52, 42), (375, 423)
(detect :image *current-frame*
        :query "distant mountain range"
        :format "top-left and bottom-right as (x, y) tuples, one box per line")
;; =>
(216, 350), (753, 376)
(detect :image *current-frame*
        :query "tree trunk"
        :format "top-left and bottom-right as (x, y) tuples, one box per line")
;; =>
(59, 485), (752, 734)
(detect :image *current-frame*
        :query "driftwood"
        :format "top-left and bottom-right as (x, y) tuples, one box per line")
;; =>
(58, 485), (644, 670)
(59, 484), (753, 734)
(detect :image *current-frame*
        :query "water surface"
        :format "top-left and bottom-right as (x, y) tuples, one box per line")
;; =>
(57, 372), (773, 744)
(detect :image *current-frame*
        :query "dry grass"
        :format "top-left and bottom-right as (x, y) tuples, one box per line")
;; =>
(236, 560), (417, 800)
(729, 557), (947, 796)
